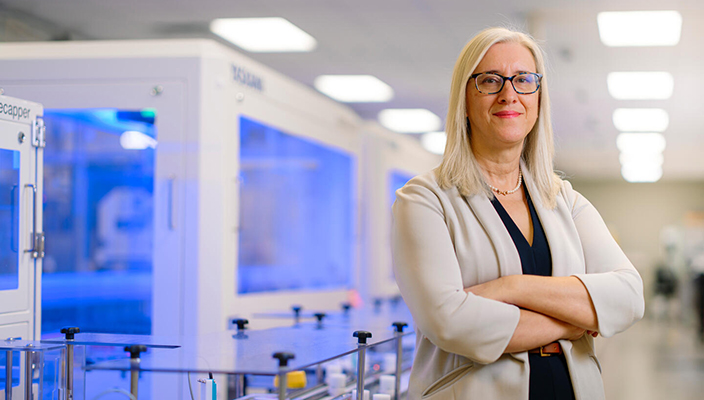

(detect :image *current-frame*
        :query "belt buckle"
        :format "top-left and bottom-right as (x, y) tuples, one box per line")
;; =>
(539, 345), (550, 357)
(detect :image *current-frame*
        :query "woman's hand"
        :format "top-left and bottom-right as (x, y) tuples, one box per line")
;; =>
(558, 322), (601, 341)
(561, 321), (586, 341)
(505, 309), (587, 353)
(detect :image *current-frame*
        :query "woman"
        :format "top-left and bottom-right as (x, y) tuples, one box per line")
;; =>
(392, 27), (644, 400)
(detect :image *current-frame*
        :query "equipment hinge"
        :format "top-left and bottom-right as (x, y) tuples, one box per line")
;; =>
(32, 116), (46, 148)
(31, 233), (45, 259)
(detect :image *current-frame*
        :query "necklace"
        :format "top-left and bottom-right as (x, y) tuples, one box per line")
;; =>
(487, 169), (522, 196)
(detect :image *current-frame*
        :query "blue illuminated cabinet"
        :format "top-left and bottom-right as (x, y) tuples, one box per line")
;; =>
(0, 94), (45, 398)
(360, 124), (440, 302)
(0, 39), (368, 399)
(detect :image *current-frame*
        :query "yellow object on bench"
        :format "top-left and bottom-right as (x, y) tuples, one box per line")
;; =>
(273, 370), (307, 389)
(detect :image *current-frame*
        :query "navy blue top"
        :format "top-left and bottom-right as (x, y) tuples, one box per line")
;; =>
(490, 188), (552, 276)
(490, 188), (576, 400)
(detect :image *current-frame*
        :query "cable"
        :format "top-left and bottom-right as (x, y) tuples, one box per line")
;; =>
(91, 387), (137, 400)
(186, 371), (215, 400)
(188, 371), (195, 400)
(187, 356), (214, 400)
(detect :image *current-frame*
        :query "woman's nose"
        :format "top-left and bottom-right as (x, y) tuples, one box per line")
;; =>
(498, 81), (519, 103)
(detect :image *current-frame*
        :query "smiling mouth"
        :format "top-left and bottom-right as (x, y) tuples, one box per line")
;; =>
(493, 111), (521, 118)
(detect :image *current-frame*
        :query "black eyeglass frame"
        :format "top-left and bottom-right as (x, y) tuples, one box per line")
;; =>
(469, 72), (543, 95)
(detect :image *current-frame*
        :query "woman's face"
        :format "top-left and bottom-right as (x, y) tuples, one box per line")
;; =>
(465, 42), (539, 151)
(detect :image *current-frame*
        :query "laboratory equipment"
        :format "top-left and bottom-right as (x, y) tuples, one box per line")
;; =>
(82, 322), (414, 400)
(0, 93), (45, 400)
(360, 123), (441, 303)
(0, 40), (436, 399)
(43, 330), (182, 400)
(0, 94), (44, 343)
(60, 327), (80, 400)
(0, 338), (64, 400)
(351, 389), (370, 400)
(0, 38), (364, 338)
(0, 39), (366, 399)
(247, 302), (415, 400)
(327, 373), (347, 396)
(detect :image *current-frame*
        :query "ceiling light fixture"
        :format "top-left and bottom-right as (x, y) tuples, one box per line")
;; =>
(378, 109), (442, 133)
(607, 72), (674, 100)
(314, 75), (394, 102)
(421, 132), (447, 155)
(597, 11), (682, 47)
(616, 132), (666, 154)
(210, 17), (317, 52)
(617, 133), (666, 183)
(619, 152), (664, 166)
(612, 108), (669, 132)
(621, 164), (663, 183)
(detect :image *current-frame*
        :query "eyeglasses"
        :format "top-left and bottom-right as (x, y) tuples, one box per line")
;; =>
(470, 72), (543, 95)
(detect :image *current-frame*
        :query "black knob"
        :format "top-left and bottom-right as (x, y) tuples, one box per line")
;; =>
(292, 305), (302, 317)
(60, 327), (80, 340)
(273, 352), (295, 367)
(353, 330), (372, 344)
(232, 318), (249, 331)
(341, 303), (352, 314)
(124, 345), (147, 359)
(392, 322), (408, 333)
(314, 312), (326, 322)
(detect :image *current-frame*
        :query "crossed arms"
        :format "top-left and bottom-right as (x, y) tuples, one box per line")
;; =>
(391, 176), (644, 364)
(465, 275), (598, 353)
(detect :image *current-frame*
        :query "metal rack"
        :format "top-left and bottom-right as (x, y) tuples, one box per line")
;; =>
(1, 338), (65, 400)
(39, 303), (413, 400)
(11, 301), (415, 400)
(82, 323), (412, 400)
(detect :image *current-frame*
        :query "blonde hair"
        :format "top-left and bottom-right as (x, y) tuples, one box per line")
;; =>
(436, 27), (561, 208)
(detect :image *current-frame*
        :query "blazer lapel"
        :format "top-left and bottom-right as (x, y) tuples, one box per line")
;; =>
(463, 191), (523, 277)
(521, 161), (575, 277)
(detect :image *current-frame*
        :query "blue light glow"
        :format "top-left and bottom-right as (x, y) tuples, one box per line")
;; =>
(0, 149), (20, 290)
(41, 108), (155, 335)
(238, 116), (355, 294)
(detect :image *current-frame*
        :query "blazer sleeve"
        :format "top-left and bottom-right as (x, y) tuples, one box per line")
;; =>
(392, 179), (520, 364)
(564, 181), (645, 337)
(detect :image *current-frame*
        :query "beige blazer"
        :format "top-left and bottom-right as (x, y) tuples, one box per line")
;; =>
(392, 165), (645, 400)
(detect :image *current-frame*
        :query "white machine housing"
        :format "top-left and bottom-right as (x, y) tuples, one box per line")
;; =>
(361, 123), (440, 301)
(0, 94), (44, 399)
(0, 39), (367, 339)
(0, 94), (43, 341)
(0, 39), (439, 399)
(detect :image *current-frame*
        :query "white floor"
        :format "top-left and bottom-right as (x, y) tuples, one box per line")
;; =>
(597, 315), (704, 400)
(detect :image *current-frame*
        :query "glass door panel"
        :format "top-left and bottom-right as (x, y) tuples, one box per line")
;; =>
(41, 109), (155, 335)
(0, 117), (33, 316)
(0, 149), (20, 291)
(238, 116), (355, 294)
